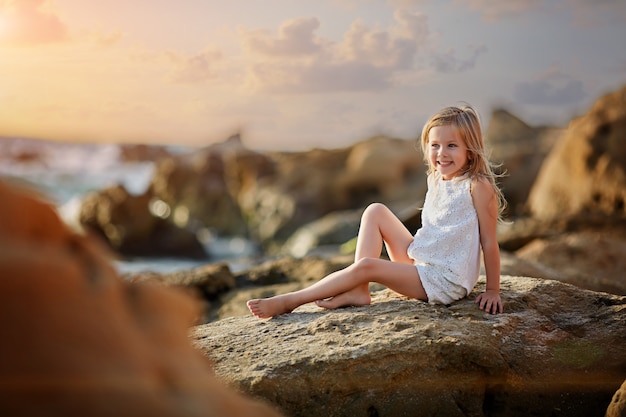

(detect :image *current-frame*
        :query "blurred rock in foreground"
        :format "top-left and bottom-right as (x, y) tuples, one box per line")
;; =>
(0, 180), (282, 417)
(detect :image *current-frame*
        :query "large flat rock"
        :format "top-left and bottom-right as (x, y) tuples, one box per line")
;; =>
(192, 276), (626, 417)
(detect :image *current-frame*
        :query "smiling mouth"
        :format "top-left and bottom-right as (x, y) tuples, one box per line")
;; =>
(438, 161), (452, 167)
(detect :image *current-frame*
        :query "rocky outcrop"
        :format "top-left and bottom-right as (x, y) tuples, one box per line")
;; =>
(514, 230), (626, 295)
(192, 276), (626, 417)
(150, 135), (424, 246)
(496, 217), (626, 295)
(79, 134), (424, 255)
(78, 184), (206, 259)
(0, 180), (282, 417)
(485, 109), (563, 215)
(128, 263), (237, 322)
(235, 136), (425, 244)
(607, 379), (626, 417)
(281, 209), (362, 257)
(528, 85), (626, 220)
(149, 137), (248, 237)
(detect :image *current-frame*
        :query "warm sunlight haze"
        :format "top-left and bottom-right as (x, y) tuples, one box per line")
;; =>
(0, 0), (625, 150)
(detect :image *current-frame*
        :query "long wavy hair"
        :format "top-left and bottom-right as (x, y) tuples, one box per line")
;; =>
(420, 104), (507, 220)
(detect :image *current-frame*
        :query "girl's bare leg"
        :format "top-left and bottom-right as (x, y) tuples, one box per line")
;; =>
(316, 203), (416, 309)
(247, 258), (427, 318)
(247, 203), (423, 318)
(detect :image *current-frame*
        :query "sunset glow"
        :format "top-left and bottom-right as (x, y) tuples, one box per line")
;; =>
(0, 0), (625, 150)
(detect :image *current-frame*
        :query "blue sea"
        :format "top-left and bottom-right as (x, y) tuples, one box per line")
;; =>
(0, 138), (259, 274)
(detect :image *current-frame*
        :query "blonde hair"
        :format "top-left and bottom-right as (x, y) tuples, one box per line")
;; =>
(420, 104), (507, 219)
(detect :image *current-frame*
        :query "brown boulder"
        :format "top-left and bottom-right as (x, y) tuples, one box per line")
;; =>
(192, 276), (626, 417)
(79, 184), (206, 258)
(514, 231), (626, 295)
(149, 137), (247, 237)
(485, 109), (563, 215)
(240, 146), (353, 242)
(128, 263), (237, 323)
(129, 262), (236, 297)
(0, 180), (282, 417)
(607, 379), (626, 417)
(339, 136), (425, 205)
(528, 85), (626, 220)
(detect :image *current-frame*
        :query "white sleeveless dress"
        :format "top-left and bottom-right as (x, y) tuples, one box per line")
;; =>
(407, 172), (481, 304)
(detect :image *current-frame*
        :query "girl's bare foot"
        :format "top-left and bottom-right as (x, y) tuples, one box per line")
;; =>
(315, 287), (371, 310)
(247, 295), (293, 319)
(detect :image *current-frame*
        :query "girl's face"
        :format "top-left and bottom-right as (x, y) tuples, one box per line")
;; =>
(427, 125), (469, 180)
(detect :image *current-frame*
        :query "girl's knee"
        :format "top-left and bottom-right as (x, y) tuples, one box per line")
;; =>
(352, 257), (379, 280)
(363, 202), (389, 219)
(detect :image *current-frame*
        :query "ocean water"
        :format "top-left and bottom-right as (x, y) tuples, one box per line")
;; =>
(0, 138), (258, 274)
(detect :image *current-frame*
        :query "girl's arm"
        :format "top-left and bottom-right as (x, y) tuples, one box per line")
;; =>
(471, 177), (503, 314)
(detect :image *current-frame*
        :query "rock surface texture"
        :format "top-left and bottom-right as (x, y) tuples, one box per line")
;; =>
(607, 379), (626, 417)
(192, 277), (626, 417)
(528, 85), (626, 220)
(0, 180), (282, 417)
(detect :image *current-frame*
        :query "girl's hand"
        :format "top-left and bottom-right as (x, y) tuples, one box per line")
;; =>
(475, 290), (503, 314)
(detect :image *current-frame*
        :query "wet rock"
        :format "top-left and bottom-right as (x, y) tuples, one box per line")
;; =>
(192, 276), (626, 417)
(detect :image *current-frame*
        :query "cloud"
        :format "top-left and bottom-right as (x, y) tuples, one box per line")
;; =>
(241, 17), (325, 56)
(247, 60), (390, 93)
(513, 66), (588, 106)
(430, 44), (487, 73)
(338, 10), (428, 69)
(166, 47), (223, 84)
(240, 10), (435, 94)
(0, 0), (69, 45)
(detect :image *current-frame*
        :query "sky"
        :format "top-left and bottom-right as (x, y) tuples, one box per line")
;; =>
(0, 0), (625, 151)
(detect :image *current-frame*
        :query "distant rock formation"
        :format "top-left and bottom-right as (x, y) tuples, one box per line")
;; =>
(528, 85), (626, 220)
(0, 180), (282, 417)
(485, 108), (563, 215)
(64, 133), (424, 258)
(79, 184), (207, 259)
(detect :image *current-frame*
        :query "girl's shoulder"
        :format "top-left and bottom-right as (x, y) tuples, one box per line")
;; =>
(427, 171), (438, 187)
(470, 175), (495, 199)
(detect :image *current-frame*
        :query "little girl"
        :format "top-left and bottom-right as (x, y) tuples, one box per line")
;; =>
(247, 105), (506, 318)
